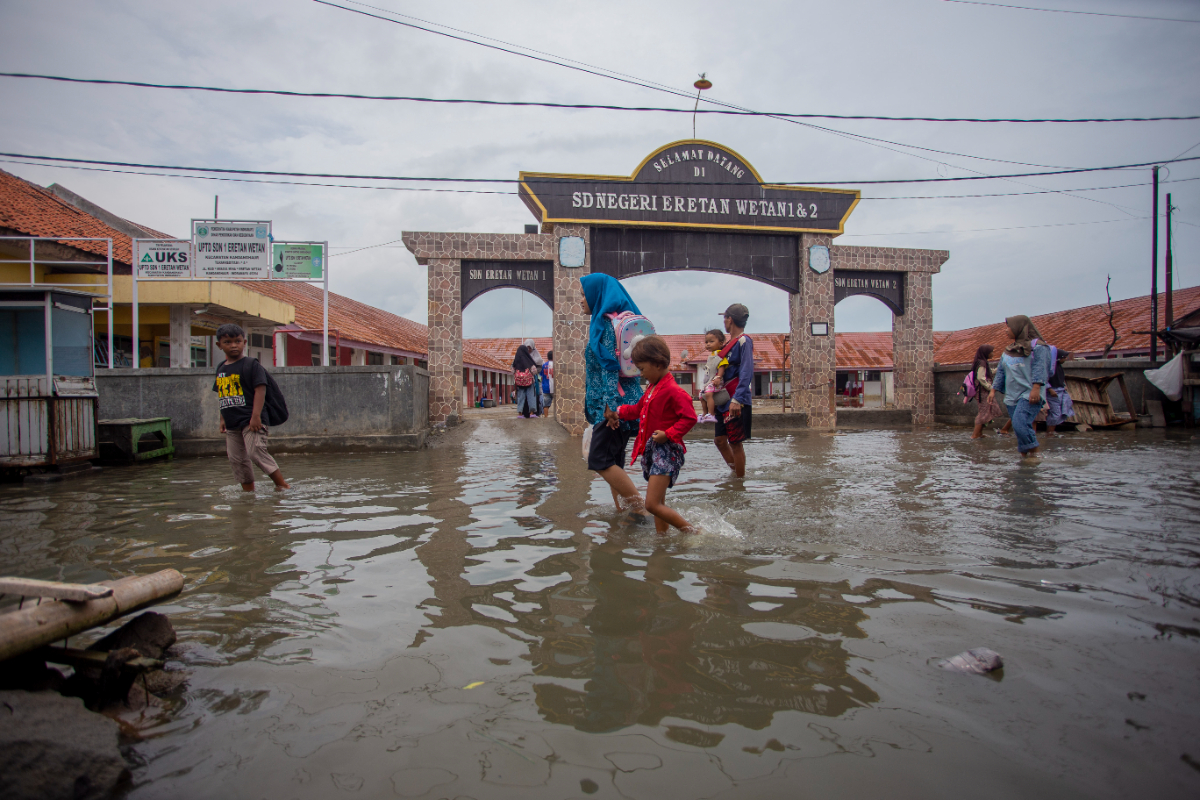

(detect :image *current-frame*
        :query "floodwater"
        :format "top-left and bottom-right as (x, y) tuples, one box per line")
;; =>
(3, 421), (1200, 799)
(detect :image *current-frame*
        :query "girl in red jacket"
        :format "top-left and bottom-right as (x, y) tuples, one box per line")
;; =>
(604, 336), (698, 534)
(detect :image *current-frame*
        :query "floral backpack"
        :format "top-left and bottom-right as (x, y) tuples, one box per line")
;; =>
(606, 311), (656, 378)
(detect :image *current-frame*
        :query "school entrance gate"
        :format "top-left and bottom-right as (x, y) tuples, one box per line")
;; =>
(403, 140), (947, 433)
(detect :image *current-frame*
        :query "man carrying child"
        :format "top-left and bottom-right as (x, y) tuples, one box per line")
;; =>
(711, 303), (754, 478)
(213, 324), (290, 492)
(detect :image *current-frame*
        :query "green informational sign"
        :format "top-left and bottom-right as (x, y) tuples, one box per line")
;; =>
(271, 243), (324, 279)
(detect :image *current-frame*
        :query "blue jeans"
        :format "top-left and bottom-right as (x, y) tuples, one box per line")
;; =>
(1009, 399), (1043, 453)
(516, 384), (539, 416)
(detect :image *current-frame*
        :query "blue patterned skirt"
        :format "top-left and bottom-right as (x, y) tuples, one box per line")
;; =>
(641, 440), (686, 487)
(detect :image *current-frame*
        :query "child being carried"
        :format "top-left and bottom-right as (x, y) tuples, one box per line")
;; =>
(697, 328), (728, 424)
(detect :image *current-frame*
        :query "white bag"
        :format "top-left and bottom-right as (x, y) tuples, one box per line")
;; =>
(581, 424), (593, 461)
(1144, 353), (1184, 401)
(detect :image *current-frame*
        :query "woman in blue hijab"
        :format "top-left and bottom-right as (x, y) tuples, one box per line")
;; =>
(580, 273), (646, 511)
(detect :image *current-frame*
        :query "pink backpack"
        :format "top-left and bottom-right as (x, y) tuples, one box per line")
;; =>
(606, 312), (656, 378)
(960, 370), (977, 403)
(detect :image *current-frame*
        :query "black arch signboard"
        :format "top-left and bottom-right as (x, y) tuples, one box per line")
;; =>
(462, 260), (555, 310)
(833, 270), (905, 315)
(519, 139), (860, 236)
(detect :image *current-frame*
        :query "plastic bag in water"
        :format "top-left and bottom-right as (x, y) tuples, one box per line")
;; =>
(1144, 353), (1184, 402)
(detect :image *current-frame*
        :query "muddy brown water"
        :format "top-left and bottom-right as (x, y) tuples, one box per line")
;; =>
(2, 420), (1199, 798)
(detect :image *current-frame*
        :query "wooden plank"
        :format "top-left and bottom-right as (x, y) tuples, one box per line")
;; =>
(0, 577), (113, 601)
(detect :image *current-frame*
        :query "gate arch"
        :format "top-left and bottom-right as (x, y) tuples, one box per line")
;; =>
(405, 140), (946, 431)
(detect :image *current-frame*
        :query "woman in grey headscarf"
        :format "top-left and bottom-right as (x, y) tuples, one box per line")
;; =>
(524, 338), (544, 416)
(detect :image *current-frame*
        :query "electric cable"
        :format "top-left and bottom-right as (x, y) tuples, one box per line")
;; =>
(2, 72), (1194, 124)
(310, 0), (1082, 171)
(3, 150), (1197, 185)
(8, 156), (1197, 200)
(941, 0), (1200, 24)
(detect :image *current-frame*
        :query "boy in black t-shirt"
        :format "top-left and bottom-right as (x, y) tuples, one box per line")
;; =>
(213, 324), (289, 491)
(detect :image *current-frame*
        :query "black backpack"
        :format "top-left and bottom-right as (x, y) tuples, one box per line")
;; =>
(255, 358), (289, 425)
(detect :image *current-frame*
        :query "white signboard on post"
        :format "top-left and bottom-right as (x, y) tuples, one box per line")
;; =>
(272, 242), (325, 280)
(192, 219), (272, 279)
(135, 239), (192, 279)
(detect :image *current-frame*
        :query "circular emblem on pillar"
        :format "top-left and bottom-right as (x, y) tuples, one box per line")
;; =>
(559, 236), (586, 268)
(808, 244), (830, 274)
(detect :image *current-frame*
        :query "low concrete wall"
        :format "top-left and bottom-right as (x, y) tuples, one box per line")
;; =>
(95, 365), (430, 454)
(934, 358), (1160, 426)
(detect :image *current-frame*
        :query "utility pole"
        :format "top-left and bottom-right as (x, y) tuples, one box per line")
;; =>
(1166, 192), (1174, 332)
(214, 195), (219, 218)
(1150, 166), (1159, 364)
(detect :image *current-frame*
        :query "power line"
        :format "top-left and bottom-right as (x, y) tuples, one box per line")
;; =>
(840, 216), (1150, 237)
(11, 156), (1198, 200)
(3, 150), (1198, 185)
(941, 0), (1200, 24)
(4, 72), (1196, 124)
(310, 1), (1079, 171)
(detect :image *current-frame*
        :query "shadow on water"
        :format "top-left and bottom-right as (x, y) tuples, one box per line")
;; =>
(2, 422), (1199, 798)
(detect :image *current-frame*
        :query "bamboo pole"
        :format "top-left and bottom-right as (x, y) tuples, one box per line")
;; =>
(0, 569), (184, 662)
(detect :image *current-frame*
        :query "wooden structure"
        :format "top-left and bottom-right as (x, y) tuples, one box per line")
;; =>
(98, 417), (175, 462)
(1065, 373), (1137, 429)
(0, 569), (184, 662)
(1, 288), (100, 469)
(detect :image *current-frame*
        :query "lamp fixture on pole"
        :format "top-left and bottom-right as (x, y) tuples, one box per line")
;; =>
(692, 74), (712, 139)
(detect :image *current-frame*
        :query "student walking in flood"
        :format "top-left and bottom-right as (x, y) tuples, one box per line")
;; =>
(580, 273), (646, 512)
(512, 344), (540, 419)
(971, 344), (1002, 439)
(604, 336), (697, 534)
(989, 315), (1052, 458)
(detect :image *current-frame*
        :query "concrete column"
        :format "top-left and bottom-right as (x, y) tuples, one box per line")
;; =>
(274, 331), (288, 367)
(789, 234), (837, 429)
(427, 257), (463, 426)
(551, 224), (592, 435)
(169, 305), (191, 368)
(351, 348), (366, 366)
(893, 272), (935, 424)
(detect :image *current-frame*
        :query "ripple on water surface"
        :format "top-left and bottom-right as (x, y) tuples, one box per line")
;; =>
(1, 426), (1198, 799)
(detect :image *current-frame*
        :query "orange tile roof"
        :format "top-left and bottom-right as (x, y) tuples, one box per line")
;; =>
(470, 337), (554, 367)
(0, 168), (136, 266)
(240, 281), (507, 370)
(932, 285), (1200, 365)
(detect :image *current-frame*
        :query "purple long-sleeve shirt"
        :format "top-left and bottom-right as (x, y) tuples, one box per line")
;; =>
(718, 335), (754, 410)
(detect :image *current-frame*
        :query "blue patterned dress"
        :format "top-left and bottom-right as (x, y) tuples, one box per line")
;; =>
(584, 323), (642, 431)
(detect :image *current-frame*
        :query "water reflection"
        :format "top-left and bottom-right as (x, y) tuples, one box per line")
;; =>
(1, 424), (1198, 799)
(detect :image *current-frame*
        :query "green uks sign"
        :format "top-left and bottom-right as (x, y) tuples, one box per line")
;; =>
(272, 243), (324, 280)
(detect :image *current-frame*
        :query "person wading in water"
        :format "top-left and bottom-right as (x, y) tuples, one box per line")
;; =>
(711, 303), (754, 478)
(580, 273), (648, 514)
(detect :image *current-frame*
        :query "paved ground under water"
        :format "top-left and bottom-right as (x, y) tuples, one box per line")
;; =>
(3, 420), (1199, 799)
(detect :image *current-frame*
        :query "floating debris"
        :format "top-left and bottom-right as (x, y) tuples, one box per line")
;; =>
(938, 647), (1003, 674)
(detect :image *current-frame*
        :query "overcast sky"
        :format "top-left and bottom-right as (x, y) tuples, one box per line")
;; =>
(1, 0), (1198, 338)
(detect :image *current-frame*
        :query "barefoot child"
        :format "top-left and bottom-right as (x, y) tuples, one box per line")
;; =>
(213, 324), (290, 492)
(604, 336), (698, 534)
(697, 329), (728, 423)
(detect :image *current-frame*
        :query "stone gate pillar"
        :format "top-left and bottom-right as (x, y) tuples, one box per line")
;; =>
(427, 257), (463, 426)
(790, 233), (837, 429)
(892, 272), (935, 424)
(551, 224), (591, 435)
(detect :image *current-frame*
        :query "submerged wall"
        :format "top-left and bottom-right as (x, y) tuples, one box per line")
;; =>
(934, 358), (1159, 425)
(95, 365), (429, 455)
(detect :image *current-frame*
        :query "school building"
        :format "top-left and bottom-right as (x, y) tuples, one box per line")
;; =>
(0, 168), (513, 399)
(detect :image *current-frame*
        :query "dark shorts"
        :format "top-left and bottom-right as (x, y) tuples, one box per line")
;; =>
(715, 405), (752, 444)
(641, 440), (686, 488)
(587, 421), (636, 472)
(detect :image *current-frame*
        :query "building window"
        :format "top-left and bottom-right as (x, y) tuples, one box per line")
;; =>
(191, 346), (208, 368)
(367, 351), (384, 365)
(415, 359), (427, 369)
(250, 333), (272, 348)
(391, 355), (406, 365)
(310, 342), (337, 366)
